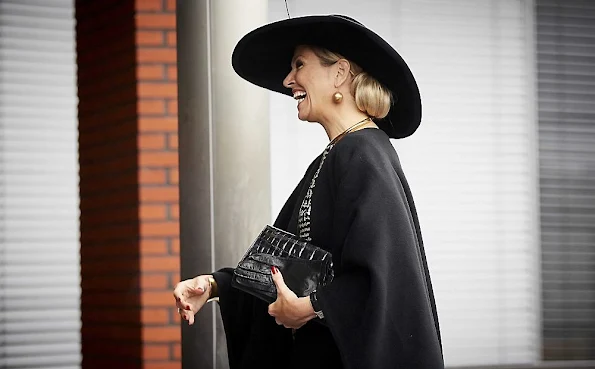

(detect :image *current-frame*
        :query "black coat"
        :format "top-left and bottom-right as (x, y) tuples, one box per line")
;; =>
(213, 128), (444, 369)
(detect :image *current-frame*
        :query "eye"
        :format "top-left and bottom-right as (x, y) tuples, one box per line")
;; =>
(295, 60), (304, 69)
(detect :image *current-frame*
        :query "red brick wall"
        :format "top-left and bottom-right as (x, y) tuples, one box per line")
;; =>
(77, 0), (180, 367)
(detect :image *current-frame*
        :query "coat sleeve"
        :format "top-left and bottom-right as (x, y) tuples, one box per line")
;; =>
(316, 147), (444, 369)
(210, 160), (315, 368)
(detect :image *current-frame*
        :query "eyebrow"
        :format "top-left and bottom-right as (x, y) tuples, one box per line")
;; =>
(291, 54), (303, 66)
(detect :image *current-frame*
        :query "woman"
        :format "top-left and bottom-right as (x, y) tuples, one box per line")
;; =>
(174, 15), (444, 369)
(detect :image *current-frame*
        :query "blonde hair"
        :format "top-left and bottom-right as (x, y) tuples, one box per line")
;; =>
(312, 47), (393, 119)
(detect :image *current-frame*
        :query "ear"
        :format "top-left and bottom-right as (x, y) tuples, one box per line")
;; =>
(333, 59), (352, 88)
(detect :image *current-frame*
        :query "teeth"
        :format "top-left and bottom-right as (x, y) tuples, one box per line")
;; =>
(293, 91), (306, 100)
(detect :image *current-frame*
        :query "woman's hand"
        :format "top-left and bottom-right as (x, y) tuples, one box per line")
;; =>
(268, 267), (317, 329)
(173, 275), (213, 325)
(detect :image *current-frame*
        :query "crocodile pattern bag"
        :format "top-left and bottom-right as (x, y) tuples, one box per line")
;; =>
(231, 225), (334, 304)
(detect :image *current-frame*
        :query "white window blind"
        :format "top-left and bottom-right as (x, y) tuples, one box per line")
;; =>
(537, 0), (595, 361)
(0, 0), (81, 368)
(391, 1), (538, 366)
(270, 0), (538, 367)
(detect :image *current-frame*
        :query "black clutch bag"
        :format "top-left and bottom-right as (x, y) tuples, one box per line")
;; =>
(231, 225), (334, 304)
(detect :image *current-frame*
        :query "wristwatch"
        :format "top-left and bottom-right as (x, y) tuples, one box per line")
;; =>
(207, 276), (219, 303)
(309, 290), (324, 319)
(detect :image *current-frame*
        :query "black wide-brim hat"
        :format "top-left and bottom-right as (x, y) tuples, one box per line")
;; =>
(232, 15), (421, 139)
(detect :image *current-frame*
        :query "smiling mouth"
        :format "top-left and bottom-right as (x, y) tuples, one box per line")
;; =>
(293, 91), (307, 104)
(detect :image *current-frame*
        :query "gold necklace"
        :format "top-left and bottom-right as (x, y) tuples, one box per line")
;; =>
(329, 117), (372, 146)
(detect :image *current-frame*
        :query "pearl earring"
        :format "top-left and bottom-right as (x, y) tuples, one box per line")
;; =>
(333, 92), (343, 104)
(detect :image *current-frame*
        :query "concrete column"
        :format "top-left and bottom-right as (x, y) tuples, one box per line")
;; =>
(176, 1), (269, 369)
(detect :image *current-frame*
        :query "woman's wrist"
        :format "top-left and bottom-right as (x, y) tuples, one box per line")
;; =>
(205, 275), (218, 300)
(298, 296), (317, 320)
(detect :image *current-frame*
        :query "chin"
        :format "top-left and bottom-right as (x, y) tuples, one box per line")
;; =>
(297, 110), (309, 122)
(297, 109), (316, 123)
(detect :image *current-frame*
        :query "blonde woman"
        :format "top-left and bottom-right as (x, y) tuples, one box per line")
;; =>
(174, 15), (444, 369)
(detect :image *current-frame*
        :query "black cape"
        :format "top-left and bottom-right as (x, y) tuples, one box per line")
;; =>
(213, 128), (443, 369)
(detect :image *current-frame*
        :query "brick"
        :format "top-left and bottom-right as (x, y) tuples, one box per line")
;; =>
(139, 152), (179, 167)
(169, 273), (181, 289)
(79, 190), (139, 213)
(77, 36), (133, 67)
(138, 133), (166, 150)
(139, 168), (167, 185)
(168, 168), (179, 185)
(79, 189), (138, 210)
(139, 117), (178, 132)
(86, 343), (143, 360)
(138, 82), (177, 98)
(167, 31), (176, 46)
(143, 344), (170, 360)
(80, 183), (138, 202)
(140, 221), (179, 237)
(79, 143), (138, 168)
(167, 133), (178, 149)
(82, 276), (140, 291)
(136, 0), (163, 12)
(166, 65), (177, 81)
(142, 291), (176, 307)
(142, 326), (180, 342)
(141, 308), (169, 324)
(166, 100), (177, 115)
(170, 307), (182, 324)
(78, 82), (136, 110)
(141, 238), (169, 254)
(81, 258), (140, 275)
(141, 274), (169, 289)
(81, 292), (140, 308)
(140, 204), (167, 220)
(79, 206), (137, 227)
(78, 101), (137, 130)
(83, 324), (140, 341)
(79, 164), (138, 184)
(140, 187), (179, 202)
(136, 14), (176, 29)
(138, 48), (177, 63)
(137, 65), (164, 80)
(83, 308), (138, 324)
(140, 255), (179, 271)
(138, 100), (166, 115)
(166, 0), (176, 11)
(170, 238), (180, 254)
(136, 30), (164, 46)
(168, 204), (179, 220)
(79, 137), (139, 164)
(145, 363), (180, 369)
(172, 343), (181, 360)
(81, 240), (140, 258)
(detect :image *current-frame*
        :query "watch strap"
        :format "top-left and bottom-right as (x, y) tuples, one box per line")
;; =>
(310, 290), (324, 319)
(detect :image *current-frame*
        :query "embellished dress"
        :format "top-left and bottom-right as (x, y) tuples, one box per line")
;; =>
(212, 128), (444, 369)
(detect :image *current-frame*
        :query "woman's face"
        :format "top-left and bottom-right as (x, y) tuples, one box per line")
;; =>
(283, 45), (336, 123)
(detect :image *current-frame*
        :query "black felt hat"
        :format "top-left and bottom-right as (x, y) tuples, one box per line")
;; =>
(231, 14), (421, 139)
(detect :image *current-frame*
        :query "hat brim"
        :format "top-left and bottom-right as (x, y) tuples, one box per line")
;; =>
(232, 15), (421, 139)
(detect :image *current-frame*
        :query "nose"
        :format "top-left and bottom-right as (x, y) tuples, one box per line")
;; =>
(283, 69), (295, 89)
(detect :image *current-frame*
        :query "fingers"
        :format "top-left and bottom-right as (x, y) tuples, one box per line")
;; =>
(268, 301), (276, 317)
(174, 293), (192, 311)
(274, 317), (303, 329)
(178, 307), (195, 325)
(173, 278), (208, 311)
(270, 266), (290, 295)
